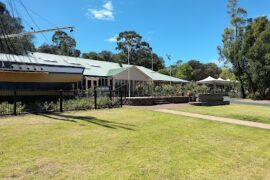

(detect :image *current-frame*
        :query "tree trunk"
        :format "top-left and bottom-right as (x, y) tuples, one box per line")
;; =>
(238, 77), (246, 99)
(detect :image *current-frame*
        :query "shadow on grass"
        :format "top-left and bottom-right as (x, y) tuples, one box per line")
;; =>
(39, 113), (135, 131)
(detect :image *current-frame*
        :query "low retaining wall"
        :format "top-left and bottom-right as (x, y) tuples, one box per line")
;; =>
(190, 93), (230, 106)
(163, 97), (190, 104)
(125, 96), (189, 106)
(197, 94), (224, 102)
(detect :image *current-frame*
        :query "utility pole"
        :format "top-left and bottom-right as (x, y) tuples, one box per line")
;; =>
(151, 48), (154, 71)
(151, 49), (154, 97)
(166, 54), (172, 86)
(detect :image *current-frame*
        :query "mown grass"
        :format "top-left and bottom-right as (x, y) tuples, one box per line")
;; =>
(0, 108), (270, 179)
(178, 104), (270, 124)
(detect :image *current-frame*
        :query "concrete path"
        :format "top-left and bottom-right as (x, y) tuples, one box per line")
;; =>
(226, 97), (270, 107)
(155, 109), (270, 130)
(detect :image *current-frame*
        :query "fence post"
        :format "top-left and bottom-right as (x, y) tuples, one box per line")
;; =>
(109, 86), (112, 108)
(124, 84), (127, 98)
(13, 90), (17, 116)
(60, 90), (63, 112)
(94, 87), (97, 109)
(120, 88), (123, 108)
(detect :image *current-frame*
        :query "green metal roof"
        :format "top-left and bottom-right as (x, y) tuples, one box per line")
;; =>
(106, 67), (130, 76)
(0, 52), (189, 83)
(136, 66), (189, 83)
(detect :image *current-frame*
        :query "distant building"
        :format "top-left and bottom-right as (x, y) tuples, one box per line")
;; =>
(0, 52), (188, 95)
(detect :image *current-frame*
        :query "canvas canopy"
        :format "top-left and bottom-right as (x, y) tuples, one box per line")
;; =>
(197, 76), (232, 85)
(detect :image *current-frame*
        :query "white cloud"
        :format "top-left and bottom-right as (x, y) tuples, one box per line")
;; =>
(103, 1), (113, 11)
(107, 35), (117, 42)
(87, 1), (114, 20)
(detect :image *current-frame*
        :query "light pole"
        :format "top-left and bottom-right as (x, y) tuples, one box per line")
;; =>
(151, 49), (154, 96)
(127, 45), (131, 97)
(166, 54), (172, 86)
(151, 48), (154, 71)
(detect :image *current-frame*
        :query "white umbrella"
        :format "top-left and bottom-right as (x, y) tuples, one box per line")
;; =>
(216, 77), (231, 85)
(197, 76), (217, 84)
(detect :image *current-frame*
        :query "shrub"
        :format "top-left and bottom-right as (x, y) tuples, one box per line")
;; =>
(63, 98), (95, 111)
(23, 101), (58, 113)
(0, 101), (25, 114)
(97, 96), (111, 107)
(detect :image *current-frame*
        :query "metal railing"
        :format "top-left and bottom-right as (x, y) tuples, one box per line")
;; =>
(0, 87), (124, 116)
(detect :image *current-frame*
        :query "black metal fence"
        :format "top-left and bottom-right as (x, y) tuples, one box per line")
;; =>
(0, 87), (124, 116)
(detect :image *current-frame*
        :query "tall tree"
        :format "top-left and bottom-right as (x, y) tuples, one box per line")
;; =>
(243, 17), (270, 99)
(0, 1), (34, 55)
(38, 30), (80, 57)
(115, 31), (165, 71)
(52, 30), (80, 57)
(218, 0), (249, 98)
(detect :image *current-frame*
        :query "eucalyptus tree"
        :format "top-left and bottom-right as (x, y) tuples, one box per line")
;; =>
(115, 31), (165, 71)
(218, 0), (249, 98)
(243, 17), (270, 99)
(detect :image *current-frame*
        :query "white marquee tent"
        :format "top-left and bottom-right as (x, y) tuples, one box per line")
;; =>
(197, 76), (232, 85)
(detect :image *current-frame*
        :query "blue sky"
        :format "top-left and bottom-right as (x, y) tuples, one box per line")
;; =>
(5, 0), (270, 66)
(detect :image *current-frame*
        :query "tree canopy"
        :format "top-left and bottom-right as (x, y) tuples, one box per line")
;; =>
(37, 30), (80, 57)
(115, 31), (165, 70)
(0, 2), (34, 55)
(218, 0), (249, 98)
(220, 68), (236, 81)
(174, 60), (221, 81)
(219, 0), (270, 99)
(83, 31), (165, 71)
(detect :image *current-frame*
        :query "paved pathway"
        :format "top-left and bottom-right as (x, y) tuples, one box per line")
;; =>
(226, 97), (270, 107)
(155, 109), (270, 130)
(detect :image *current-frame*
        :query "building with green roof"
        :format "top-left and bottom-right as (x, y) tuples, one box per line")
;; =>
(0, 52), (188, 95)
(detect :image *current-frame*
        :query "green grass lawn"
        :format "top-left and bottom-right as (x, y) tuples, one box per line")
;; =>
(178, 104), (270, 124)
(0, 108), (270, 179)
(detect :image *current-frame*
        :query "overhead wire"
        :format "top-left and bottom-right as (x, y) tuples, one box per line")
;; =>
(3, 0), (33, 70)
(9, 0), (33, 69)
(12, 0), (46, 70)
(15, 0), (69, 67)
(17, 0), (51, 44)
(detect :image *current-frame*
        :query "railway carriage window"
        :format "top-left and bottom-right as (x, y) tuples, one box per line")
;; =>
(3, 61), (12, 68)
